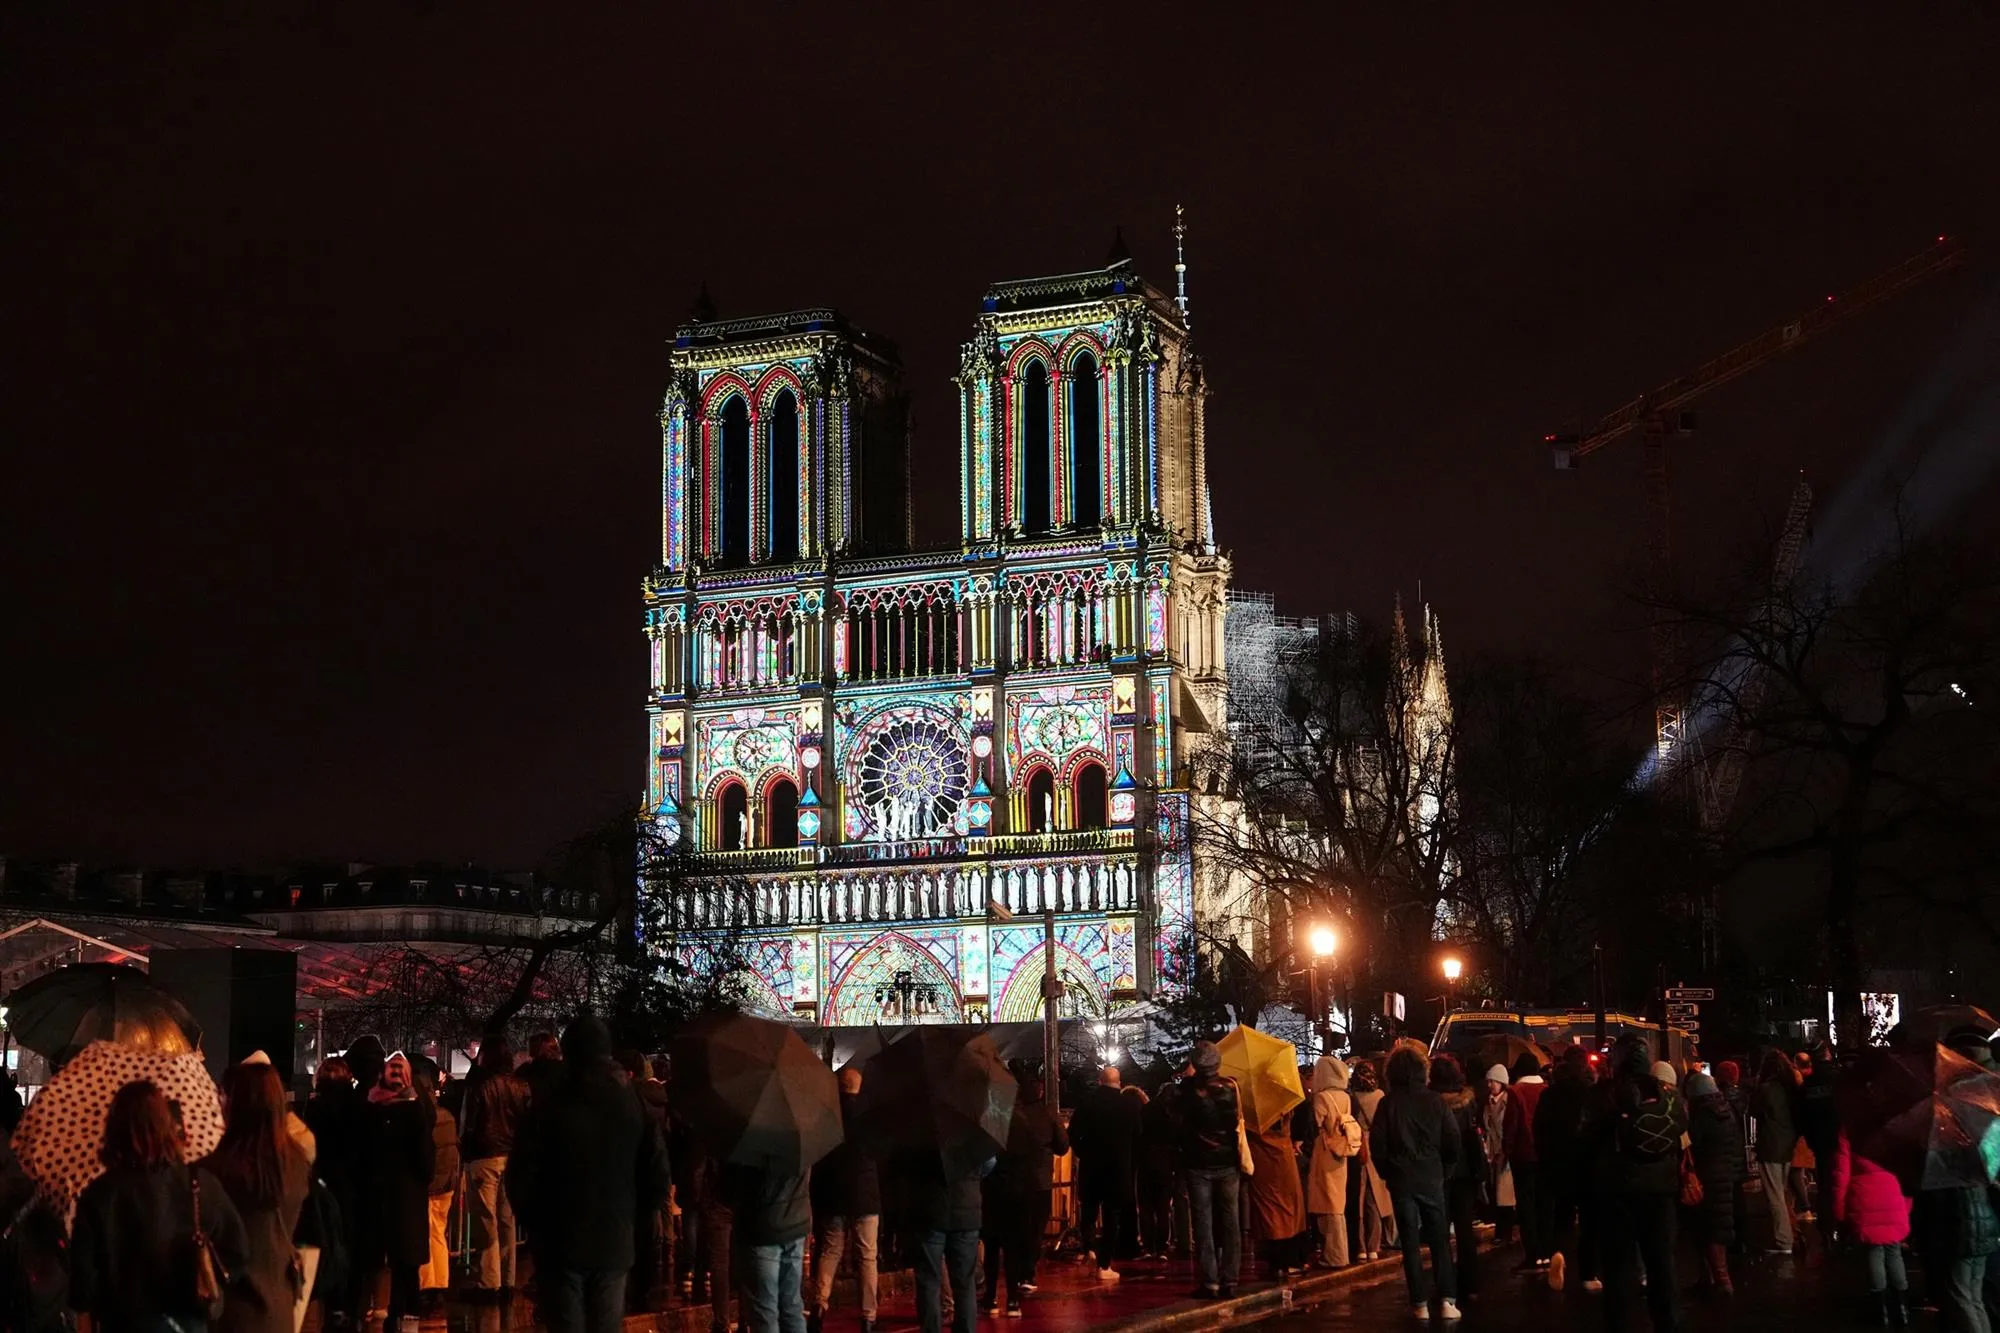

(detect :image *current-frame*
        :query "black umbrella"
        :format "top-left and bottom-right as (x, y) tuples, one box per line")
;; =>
(3, 963), (202, 1064)
(1842, 1044), (2000, 1192)
(851, 1026), (1017, 1178)
(668, 1011), (842, 1171)
(1889, 1004), (1999, 1054)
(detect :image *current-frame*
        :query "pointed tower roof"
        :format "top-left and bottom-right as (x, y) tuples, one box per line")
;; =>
(1105, 226), (1132, 266)
(1390, 593), (1412, 680)
(689, 280), (718, 324)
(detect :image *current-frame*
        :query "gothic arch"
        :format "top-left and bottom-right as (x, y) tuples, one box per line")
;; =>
(1065, 347), (1103, 527)
(716, 393), (752, 565)
(993, 944), (1105, 1022)
(1014, 357), (1053, 535)
(824, 931), (964, 1026)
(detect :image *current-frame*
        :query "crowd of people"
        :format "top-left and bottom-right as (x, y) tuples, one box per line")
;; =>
(6, 1017), (2000, 1333)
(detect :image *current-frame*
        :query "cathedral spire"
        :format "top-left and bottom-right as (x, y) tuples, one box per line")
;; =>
(1173, 203), (1191, 329)
(1390, 592), (1412, 681)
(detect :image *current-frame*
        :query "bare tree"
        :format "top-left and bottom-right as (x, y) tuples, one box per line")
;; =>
(1653, 520), (2000, 1048)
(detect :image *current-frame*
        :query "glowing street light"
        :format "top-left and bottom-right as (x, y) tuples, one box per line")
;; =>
(1309, 924), (1338, 958)
(1441, 954), (1464, 1015)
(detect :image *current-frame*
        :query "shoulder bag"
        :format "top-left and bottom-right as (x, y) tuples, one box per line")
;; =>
(189, 1169), (232, 1321)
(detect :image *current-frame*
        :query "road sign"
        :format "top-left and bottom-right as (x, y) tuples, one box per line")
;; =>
(1665, 987), (1716, 1002)
(1667, 1004), (1701, 1022)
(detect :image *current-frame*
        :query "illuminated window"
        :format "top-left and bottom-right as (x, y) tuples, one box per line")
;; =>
(718, 781), (749, 851)
(719, 395), (750, 565)
(1026, 769), (1056, 833)
(768, 390), (800, 561)
(1020, 359), (1052, 535)
(1069, 351), (1101, 526)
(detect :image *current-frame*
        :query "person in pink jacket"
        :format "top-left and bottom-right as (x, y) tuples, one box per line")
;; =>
(1831, 1130), (1913, 1326)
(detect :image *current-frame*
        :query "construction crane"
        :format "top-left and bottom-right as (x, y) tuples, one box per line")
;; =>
(1547, 235), (1966, 772)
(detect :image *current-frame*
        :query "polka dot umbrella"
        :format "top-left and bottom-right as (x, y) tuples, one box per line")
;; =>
(13, 1039), (224, 1223)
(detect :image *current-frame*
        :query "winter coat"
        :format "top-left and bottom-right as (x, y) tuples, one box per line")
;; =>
(1914, 1183), (2000, 1260)
(1368, 1050), (1460, 1205)
(1830, 1133), (1911, 1246)
(427, 1104), (461, 1196)
(1592, 1072), (1686, 1197)
(1503, 1076), (1544, 1165)
(1305, 1058), (1354, 1216)
(811, 1090), (884, 1217)
(1533, 1072), (1592, 1182)
(1175, 1073), (1242, 1171)
(1798, 1065), (1841, 1157)
(69, 1163), (252, 1333)
(519, 1056), (567, 1109)
(207, 1144), (312, 1333)
(506, 1058), (672, 1270)
(1439, 1089), (1481, 1186)
(302, 1083), (367, 1202)
(1068, 1084), (1142, 1182)
(1245, 1121), (1305, 1241)
(1353, 1087), (1395, 1220)
(460, 1068), (531, 1160)
(1750, 1076), (1800, 1164)
(1685, 1092), (1745, 1248)
(1138, 1091), (1180, 1177)
(722, 1162), (811, 1246)
(359, 1092), (434, 1266)
(896, 1150), (985, 1233)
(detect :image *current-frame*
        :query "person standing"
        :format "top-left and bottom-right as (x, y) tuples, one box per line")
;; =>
(621, 1049), (671, 1314)
(1429, 1054), (1483, 1303)
(1369, 1045), (1461, 1322)
(810, 1068), (882, 1333)
(1593, 1039), (1686, 1333)
(1751, 1049), (1802, 1255)
(1711, 1061), (1753, 1257)
(1829, 1126), (1912, 1325)
(411, 1062), (459, 1317)
(981, 1072), (1067, 1317)
(203, 1063), (313, 1333)
(1135, 1082), (1179, 1260)
(1912, 1034), (1999, 1333)
(898, 1147), (985, 1333)
(1683, 1071), (1745, 1296)
(1537, 1045), (1598, 1291)
(301, 1058), (366, 1329)
(1305, 1056), (1358, 1268)
(1797, 1043), (1840, 1241)
(507, 1017), (672, 1333)
(1351, 1060), (1397, 1262)
(1175, 1042), (1244, 1299)
(1244, 1099), (1307, 1278)
(1503, 1056), (1547, 1270)
(71, 1079), (252, 1333)
(519, 1032), (566, 1106)
(356, 1054), (433, 1333)
(723, 1156), (810, 1333)
(459, 1038), (529, 1300)
(1067, 1066), (1142, 1281)
(1482, 1065), (1516, 1247)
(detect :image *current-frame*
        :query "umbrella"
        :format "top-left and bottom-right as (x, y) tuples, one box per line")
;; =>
(1217, 1025), (1304, 1131)
(1474, 1035), (1550, 1079)
(850, 1026), (1017, 1178)
(13, 1039), (225, 1222)
(3, 963), (202, 1065)
(1842, 1044), (2000, 1192)
(668, 1012), (842, 1171)
(1889, 1004), (2000, 1054)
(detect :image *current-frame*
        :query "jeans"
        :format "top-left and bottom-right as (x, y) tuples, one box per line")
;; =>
(1602, 1192), (1678, 1333)
(811, 1214), (879, 1318)
(1865, 1242), (1908, 1293)
(1185, 1166), (1242, 1292)
(1445, 1178), (1480, 1297)
(1758, 1160), (1795, 1250)
(701, 1200), (735, 1333)
(1946, 1257), (1992, 1333)
(465, 1156), (516, 1289)
(743, 1237), (807, 1333)
(915, 1229), (977, 1333)
(542, 1268), (627, 1333)
(1390, 1192), (1455, 1309)
(1512, 1160), (1544, 1262)
(1137, 1169), (1173, 1255)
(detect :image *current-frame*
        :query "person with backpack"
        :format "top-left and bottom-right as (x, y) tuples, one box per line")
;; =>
(1305, 1056), (1360, 1267)
(1593, 1038), (1687, 1333)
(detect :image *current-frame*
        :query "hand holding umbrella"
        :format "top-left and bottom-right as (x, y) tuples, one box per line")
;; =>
(1217, 1025), (1304, 1131)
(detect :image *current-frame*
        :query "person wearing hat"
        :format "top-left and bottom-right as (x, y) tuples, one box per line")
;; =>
(1683, 1071), (1745, 1297)
(1481, 1065), (1516, 1252)
(1172, 1041), (1244, 1299)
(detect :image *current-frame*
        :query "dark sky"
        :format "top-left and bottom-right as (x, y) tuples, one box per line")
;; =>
(5, 5), (1997, 868)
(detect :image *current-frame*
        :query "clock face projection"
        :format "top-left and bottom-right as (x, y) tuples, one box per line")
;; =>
(852, 710), (968, 842)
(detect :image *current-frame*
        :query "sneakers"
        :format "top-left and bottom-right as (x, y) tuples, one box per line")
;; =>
(1548, 1252), (1566, 1291)
(984, 1307), (1000, 1318)
(1006, 1308), (1023, 1320)
(1583, 1278), (1604, 1292)
(1018, 1284), (1038, 1294)
(1411, 1308), (1430, 1322)
(1097, 1269), (1121, 1283)
(1439, 1299), (1463, 1322)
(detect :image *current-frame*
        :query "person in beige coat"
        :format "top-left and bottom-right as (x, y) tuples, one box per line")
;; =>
(1306, 1057), (1362, 1267)
(1350, 1059), (1398, 1259)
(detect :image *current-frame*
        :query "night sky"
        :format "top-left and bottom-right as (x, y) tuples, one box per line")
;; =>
(5, 6), (1997, 868)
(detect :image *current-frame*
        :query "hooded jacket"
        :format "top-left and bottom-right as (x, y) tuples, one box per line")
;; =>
(1830, 1131), (1911, 1246)
(1367, 1047), (1459, 1203)
(1306, 1057), (1354, 1215)
(1503, 1073), (1544, 1164)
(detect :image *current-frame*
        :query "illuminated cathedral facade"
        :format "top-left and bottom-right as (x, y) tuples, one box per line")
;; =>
(641, 240), (1235, 1025)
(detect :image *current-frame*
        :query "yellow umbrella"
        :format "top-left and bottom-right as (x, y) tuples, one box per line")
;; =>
(1216, 1025), (1305, 1130)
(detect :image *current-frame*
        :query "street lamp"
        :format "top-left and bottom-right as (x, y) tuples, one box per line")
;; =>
(1441, 955), (1464, 1015)
(1306, 924), (1340, 1055)
(1308, 924), (1338, 959)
